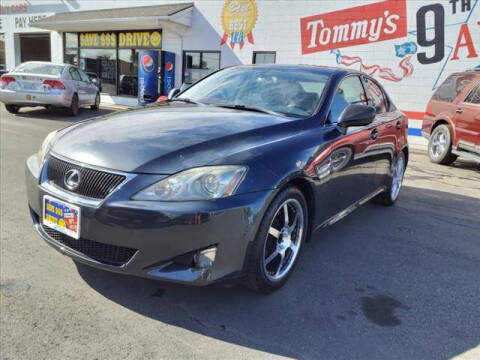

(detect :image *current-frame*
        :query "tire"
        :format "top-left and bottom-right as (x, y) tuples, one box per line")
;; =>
(372, 152), (406, 206)
(246, 186), (308, 293)
(69, 94), (79, 116)
(428, 124), (457, 165)
(90, 93), (100, 110)
(5, 104), (19, 114)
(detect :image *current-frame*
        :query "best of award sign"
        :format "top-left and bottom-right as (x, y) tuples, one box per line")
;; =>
(220, 0), (258, 49)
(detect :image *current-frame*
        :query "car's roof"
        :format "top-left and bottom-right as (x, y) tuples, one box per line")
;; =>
(19, 61), (69, 67)
(236, 64), (352, 76)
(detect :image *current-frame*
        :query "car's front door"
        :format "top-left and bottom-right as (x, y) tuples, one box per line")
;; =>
(455, 81), (480, 147)
(310, 75), (383, 225)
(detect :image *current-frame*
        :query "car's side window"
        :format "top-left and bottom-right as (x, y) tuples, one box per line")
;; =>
(328, 76), (368, 124)
(78, 69), (91, 83)
(69, 68), (81, 81)
(363, 77), (387, 113)
(432, 74), (475, 103)
(464, 83), (480, 105)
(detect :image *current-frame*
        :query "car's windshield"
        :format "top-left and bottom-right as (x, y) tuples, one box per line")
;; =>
(14, 63), (64, 76)
(180, 66), (330, 118)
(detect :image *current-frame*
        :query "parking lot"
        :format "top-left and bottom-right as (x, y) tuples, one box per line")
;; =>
(1, 106), (479, 360)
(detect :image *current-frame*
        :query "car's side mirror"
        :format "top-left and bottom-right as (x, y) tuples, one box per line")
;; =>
(338, 104), (376, 128)
(168, 88), (181, 100)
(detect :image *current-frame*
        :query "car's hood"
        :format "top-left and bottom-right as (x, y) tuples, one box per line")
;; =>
(51, 103), (300, 174)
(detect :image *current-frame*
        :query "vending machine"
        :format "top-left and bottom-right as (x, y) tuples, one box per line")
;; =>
(138, 50), (175, 105)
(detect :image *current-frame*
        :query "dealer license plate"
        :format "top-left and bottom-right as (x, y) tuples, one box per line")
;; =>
(43, 195), (80, 239)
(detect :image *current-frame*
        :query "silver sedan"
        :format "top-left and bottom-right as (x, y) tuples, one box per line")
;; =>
(0, 62), (100, 116)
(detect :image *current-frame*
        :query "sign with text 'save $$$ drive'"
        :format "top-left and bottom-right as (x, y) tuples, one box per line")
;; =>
(300, 0), (407, 54)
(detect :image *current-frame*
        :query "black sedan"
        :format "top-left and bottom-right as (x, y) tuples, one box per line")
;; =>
(26, 65), (408, 293)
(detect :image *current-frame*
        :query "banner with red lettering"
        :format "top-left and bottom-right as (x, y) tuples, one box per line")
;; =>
(300, 0), (407, 54)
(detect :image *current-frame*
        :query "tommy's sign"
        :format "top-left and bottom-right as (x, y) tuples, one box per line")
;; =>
(300, 0), (407, 54)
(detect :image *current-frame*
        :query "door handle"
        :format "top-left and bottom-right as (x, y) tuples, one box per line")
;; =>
(370, 128), (379, 140)
(456, 108), (463, 114)
(396, 120), (402, 130)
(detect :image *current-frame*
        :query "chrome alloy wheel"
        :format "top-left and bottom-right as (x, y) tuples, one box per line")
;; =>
(390, 155), (405, 201)
(429, 129), (447, 159)
(263, 198), (304, 281)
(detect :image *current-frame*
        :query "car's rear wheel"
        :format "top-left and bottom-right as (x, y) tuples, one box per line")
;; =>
(5, 104), (19, 114)
(69, 94), (79, 116)
(246, 186), (308, 293)
(373, 152), (406, 206)
(91, 93), (100, 110)
(428, 124), (457, 165)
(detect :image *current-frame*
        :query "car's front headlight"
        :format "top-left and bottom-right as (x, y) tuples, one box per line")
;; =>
(132, 166), (248, 201)
(37, 130), (58, 166)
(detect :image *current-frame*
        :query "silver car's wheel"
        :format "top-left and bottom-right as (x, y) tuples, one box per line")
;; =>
(91, 93), (100, 110)
(390, 155), (405, 201)
(263, 198), (304, 281)
(428, 124), (457, 165)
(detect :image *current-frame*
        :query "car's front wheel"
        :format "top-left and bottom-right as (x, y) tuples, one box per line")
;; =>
(69, 94), (79, 116)
(91, 93), (100, 110)
(5, 104), (19, 114)
(246, 186), (308, 293)
(428, 124), (457, 165)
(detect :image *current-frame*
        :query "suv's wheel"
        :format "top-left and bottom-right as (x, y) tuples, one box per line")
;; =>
(69, 94), (79, 116)
(5, 104), (19, 114)
(428, 124), (457, 165)
(246, 186), (308, 293)
(91, 93), (100, 110)
(373, 152), (406, 206)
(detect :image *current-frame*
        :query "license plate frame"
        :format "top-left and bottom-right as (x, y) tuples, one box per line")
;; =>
(43, 195), (81, 239)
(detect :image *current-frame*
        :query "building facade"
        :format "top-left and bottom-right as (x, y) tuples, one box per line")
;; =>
(0, 0), (479, 117)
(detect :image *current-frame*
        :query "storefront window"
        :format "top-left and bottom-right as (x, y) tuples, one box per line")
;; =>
(0, 33), (6, 72)
(64, 33), (78, 66)
(183, 51), (220, 85)
(80, 49), (117, 95)
(118, 49), (139, 97)
(253, 52), (276, 64)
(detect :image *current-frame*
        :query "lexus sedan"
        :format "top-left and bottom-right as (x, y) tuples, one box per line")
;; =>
(26, 65), (408, 293)
(0, 61), (100, 116)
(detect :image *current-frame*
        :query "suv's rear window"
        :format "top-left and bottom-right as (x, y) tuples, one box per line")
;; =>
(464, 83), (480, 104)
(432, 74), (476, 102)
(14, 63), (64, 76)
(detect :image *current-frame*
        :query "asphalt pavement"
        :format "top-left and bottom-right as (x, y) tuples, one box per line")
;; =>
(1, 106), (479, 360)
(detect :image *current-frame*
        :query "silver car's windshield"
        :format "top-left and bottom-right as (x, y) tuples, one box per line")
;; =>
(180, 66), (330, 118)
(14, 63), (64, 76)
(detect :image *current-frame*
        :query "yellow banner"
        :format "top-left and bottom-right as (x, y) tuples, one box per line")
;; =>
(119, 31), (162, 48)
(79, 32), (116, 48)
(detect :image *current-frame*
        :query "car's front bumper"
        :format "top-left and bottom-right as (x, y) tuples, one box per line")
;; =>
(0, 89), (71, 107)
(26, 154), (272, 285)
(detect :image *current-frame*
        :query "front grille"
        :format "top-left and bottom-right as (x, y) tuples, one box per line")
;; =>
(46, 156), (126, 200)
(42, 225), (137, 266)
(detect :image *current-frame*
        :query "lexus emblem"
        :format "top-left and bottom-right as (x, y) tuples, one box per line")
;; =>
(64, 169), (81, 191)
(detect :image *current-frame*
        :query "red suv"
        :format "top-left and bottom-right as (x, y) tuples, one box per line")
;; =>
(422, 70), (480, 164)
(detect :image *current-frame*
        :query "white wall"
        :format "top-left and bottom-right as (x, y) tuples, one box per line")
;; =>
(1, 0), (479, 113)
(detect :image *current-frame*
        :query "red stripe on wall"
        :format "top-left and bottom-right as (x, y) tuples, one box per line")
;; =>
(402, 111), (425, 120)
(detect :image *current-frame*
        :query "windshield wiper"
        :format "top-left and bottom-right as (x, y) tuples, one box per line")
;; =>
(169, 97), (201, 105)
(214, 104), (283, 116)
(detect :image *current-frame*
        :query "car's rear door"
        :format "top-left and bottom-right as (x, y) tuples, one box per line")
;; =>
(312, 75), (382, 224)
(454, 80), (480, 147)
(362, 76), (407, 187)
(78, 69), (97, 104)
(69, 67), (88, 104)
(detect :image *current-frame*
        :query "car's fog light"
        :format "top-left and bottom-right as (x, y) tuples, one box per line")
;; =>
(194, 247), (217, 269)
